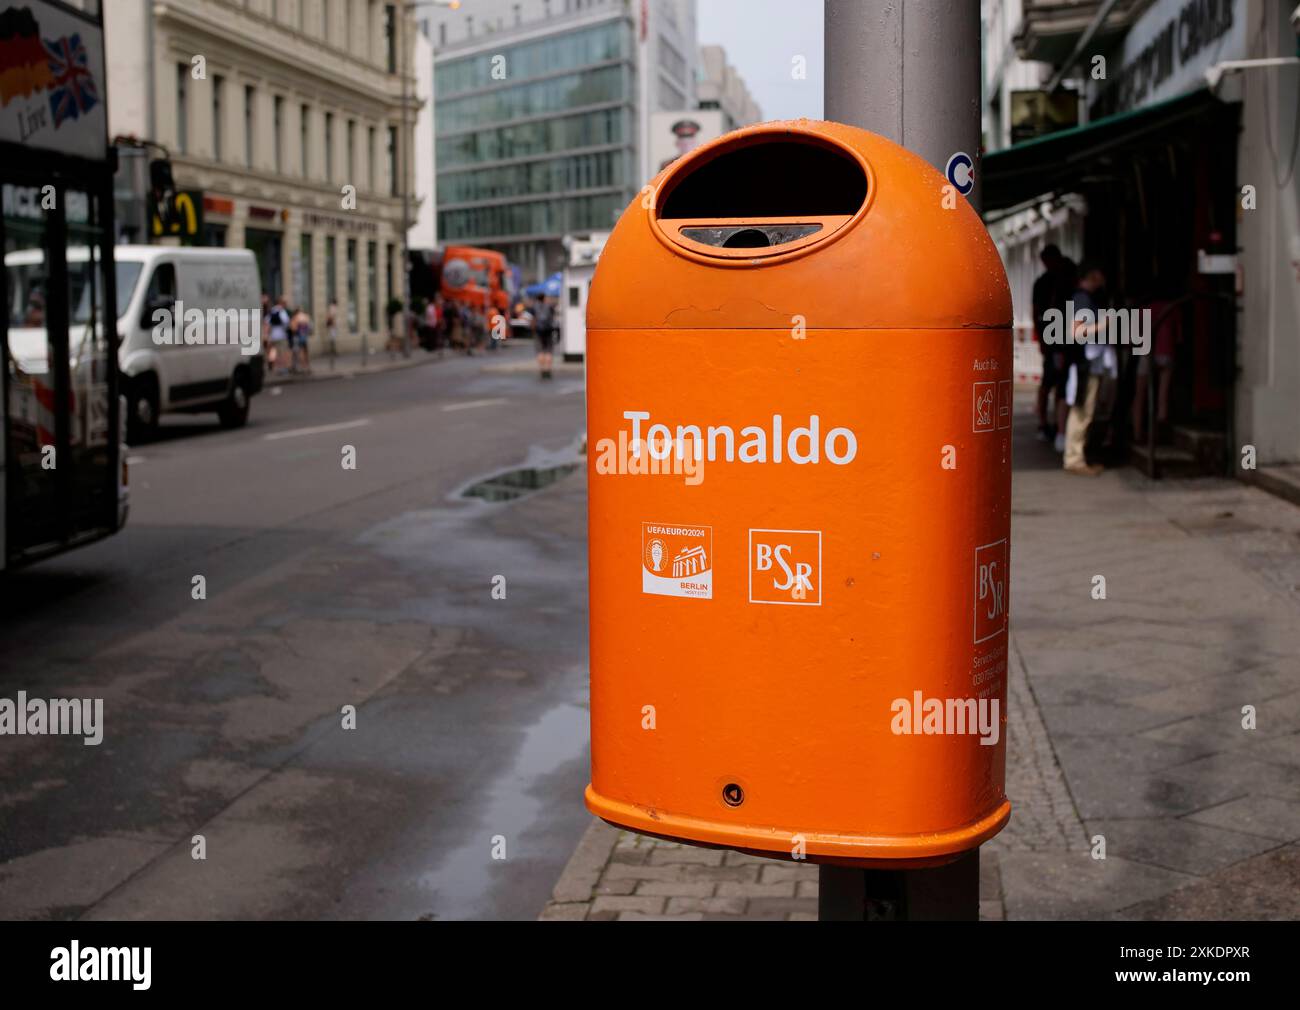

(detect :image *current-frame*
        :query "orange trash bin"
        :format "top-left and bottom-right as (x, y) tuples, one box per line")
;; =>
(584, 120), (1013, 866)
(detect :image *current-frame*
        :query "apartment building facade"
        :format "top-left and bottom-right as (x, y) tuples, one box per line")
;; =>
(695, 43), (760, 132)
(106, 0), (420, 351)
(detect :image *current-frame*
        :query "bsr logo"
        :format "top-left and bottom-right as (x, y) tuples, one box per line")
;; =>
(974, 539), (1008, 643)
(979, 558), (1004, 620)
(755, 542), (813, 596)
(750, 530), (821, 606)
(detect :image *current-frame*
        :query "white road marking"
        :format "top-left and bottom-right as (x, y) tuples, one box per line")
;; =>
(442, 398), (506, 412)
(263, 418), (372, 441)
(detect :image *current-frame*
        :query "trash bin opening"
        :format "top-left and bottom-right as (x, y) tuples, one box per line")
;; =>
(679, 223), (823, 248)
(658, 134), (867, 219)
(651, 131), (872, 262)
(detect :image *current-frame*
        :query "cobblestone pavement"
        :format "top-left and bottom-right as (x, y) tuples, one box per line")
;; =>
(542, 401), (1300, 921)
(540, 828), (819, 921)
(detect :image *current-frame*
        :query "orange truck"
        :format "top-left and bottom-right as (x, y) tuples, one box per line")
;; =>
(432, 245), (514, 314)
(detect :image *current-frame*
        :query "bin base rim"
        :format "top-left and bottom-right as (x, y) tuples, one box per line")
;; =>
(584, 785), (1011, 865)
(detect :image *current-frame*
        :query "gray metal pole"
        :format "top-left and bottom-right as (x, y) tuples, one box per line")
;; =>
(824, 0), (983, 211)
(818, 851), (979, 921)
(821, 0), (985, 922)
(401, 8), (412, 358)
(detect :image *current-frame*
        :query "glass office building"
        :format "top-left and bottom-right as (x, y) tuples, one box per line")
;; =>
(430, 1), (696, 279)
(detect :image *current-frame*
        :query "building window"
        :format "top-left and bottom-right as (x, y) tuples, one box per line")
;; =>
(347, 119), (356, 183)
(300, 233), (313, 313)
(384, 4), (397, 73)
(322, 0), (330, 40)
(438, 22), (446, 46)
(212, 74), (223, 161)
(273, 95), (284, 173)
(368, 126), (376, 191)
(325, 112), (334, 181)
(386, 241), (395, 305)
(367, 240), (377, 330)
(346, 239), (358, 330)
(325, 235), (337, 307)
(176, 63), (188, 153)
(659, 36), (686, 82)
(243, 85), (255, 169)
(300, 104), (310, 176)
(658, 77), (685, 110)
(387, 125), (398, 197)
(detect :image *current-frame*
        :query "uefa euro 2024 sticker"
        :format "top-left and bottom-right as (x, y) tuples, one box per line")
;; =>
(642, 522), (712, 599)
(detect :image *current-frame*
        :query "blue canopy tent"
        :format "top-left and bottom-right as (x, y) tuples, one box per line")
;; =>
(523, 272), (563, 298)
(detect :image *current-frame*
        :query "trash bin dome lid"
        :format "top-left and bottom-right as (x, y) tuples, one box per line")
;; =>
(588, 119), (1011, 331)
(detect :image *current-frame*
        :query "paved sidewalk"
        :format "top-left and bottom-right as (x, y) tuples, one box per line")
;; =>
(478, 359), (585, 377)
(264, 343), (535, 384)
(542, 400), (1300, 921)
(264, 348), (438, 384)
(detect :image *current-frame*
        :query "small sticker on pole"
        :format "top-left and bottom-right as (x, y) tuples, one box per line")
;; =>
(946, 151), (975, 198)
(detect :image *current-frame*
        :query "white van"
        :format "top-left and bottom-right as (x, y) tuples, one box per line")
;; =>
(5, 245), (263, 443)
(116, 246), (263, 440)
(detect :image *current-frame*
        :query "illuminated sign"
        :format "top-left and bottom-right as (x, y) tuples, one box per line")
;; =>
(151, 190), (203, 238)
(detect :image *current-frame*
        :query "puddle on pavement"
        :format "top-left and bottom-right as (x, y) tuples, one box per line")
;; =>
(460, 462), (579, 503)
(419, 699), (589, 918)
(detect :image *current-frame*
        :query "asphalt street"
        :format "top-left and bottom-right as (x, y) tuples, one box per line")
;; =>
(0, 344), (593, 920)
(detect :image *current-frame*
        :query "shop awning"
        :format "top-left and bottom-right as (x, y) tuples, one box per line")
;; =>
(982, 87), (1225, 214)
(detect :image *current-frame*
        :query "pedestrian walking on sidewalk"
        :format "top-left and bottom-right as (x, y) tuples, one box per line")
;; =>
(324, 301), (339, 363)
(387, 298), (409, 358)
(1033, 245), (1077, 448)
(1050, 256), (1078, 453)
(533, 295), (556, 379)
(267, 296), (291, 376)
(290, 306), (313, 374)
(419, 298), (438, 352)
(1063, 263), (1117, 476)
(1033, 244), (1062, 441)
(514, 299), (536, 361)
